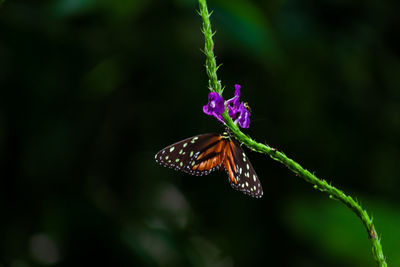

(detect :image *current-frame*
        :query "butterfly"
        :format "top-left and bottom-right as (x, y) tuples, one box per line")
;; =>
(155, 131), (263, 198)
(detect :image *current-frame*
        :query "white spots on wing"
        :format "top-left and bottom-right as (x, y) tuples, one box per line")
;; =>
(235, 175), (240, 183)
(156, 136), (264, 199)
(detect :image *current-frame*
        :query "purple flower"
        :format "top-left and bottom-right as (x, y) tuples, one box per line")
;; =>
(203, 84), (251, 128)
(203, 92), (225, 123)
(226, 84), (241, 117)
(236, 102), (251, 128)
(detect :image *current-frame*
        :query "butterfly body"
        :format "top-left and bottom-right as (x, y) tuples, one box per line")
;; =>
(155, 132), (263, 198)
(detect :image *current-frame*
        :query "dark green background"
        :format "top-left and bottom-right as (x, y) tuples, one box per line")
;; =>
(1, 0), (399, 266)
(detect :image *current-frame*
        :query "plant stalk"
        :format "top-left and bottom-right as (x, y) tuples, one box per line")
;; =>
(198, 0), (387, 265)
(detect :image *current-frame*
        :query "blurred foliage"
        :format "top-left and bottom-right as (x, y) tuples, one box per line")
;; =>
(1, 0), (399, 266)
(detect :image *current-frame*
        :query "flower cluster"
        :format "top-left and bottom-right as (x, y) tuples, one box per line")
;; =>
(203, 84), (250, 128)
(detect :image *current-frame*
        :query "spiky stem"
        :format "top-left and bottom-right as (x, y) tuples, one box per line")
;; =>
(199, 0), (222, 94)
(198, 0), (387, 266)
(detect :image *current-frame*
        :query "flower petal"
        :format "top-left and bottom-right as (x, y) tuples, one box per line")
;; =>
(203, 103), (213, 116)
(234, 84), (241, 97)
(237, 103), (250, 128)
(203, 92), (225, 123)
(203, 85), (251, 128)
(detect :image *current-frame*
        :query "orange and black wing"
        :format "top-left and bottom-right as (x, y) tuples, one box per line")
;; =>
(222, 139), (263, 198)
(155, 133), (226, 176)
(155, 133), (263, 198)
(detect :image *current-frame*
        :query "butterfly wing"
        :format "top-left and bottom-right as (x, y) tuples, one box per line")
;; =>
(155, 133), (263, 198)
(155, 133), (226, 176)
(223, 139), (263, 198)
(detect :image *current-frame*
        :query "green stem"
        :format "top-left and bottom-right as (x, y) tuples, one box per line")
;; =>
(199, 0), (222, 94)
(198, 0), (387, 266)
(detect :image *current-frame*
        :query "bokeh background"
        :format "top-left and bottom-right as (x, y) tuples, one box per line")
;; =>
(1, 0), (399, 266)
